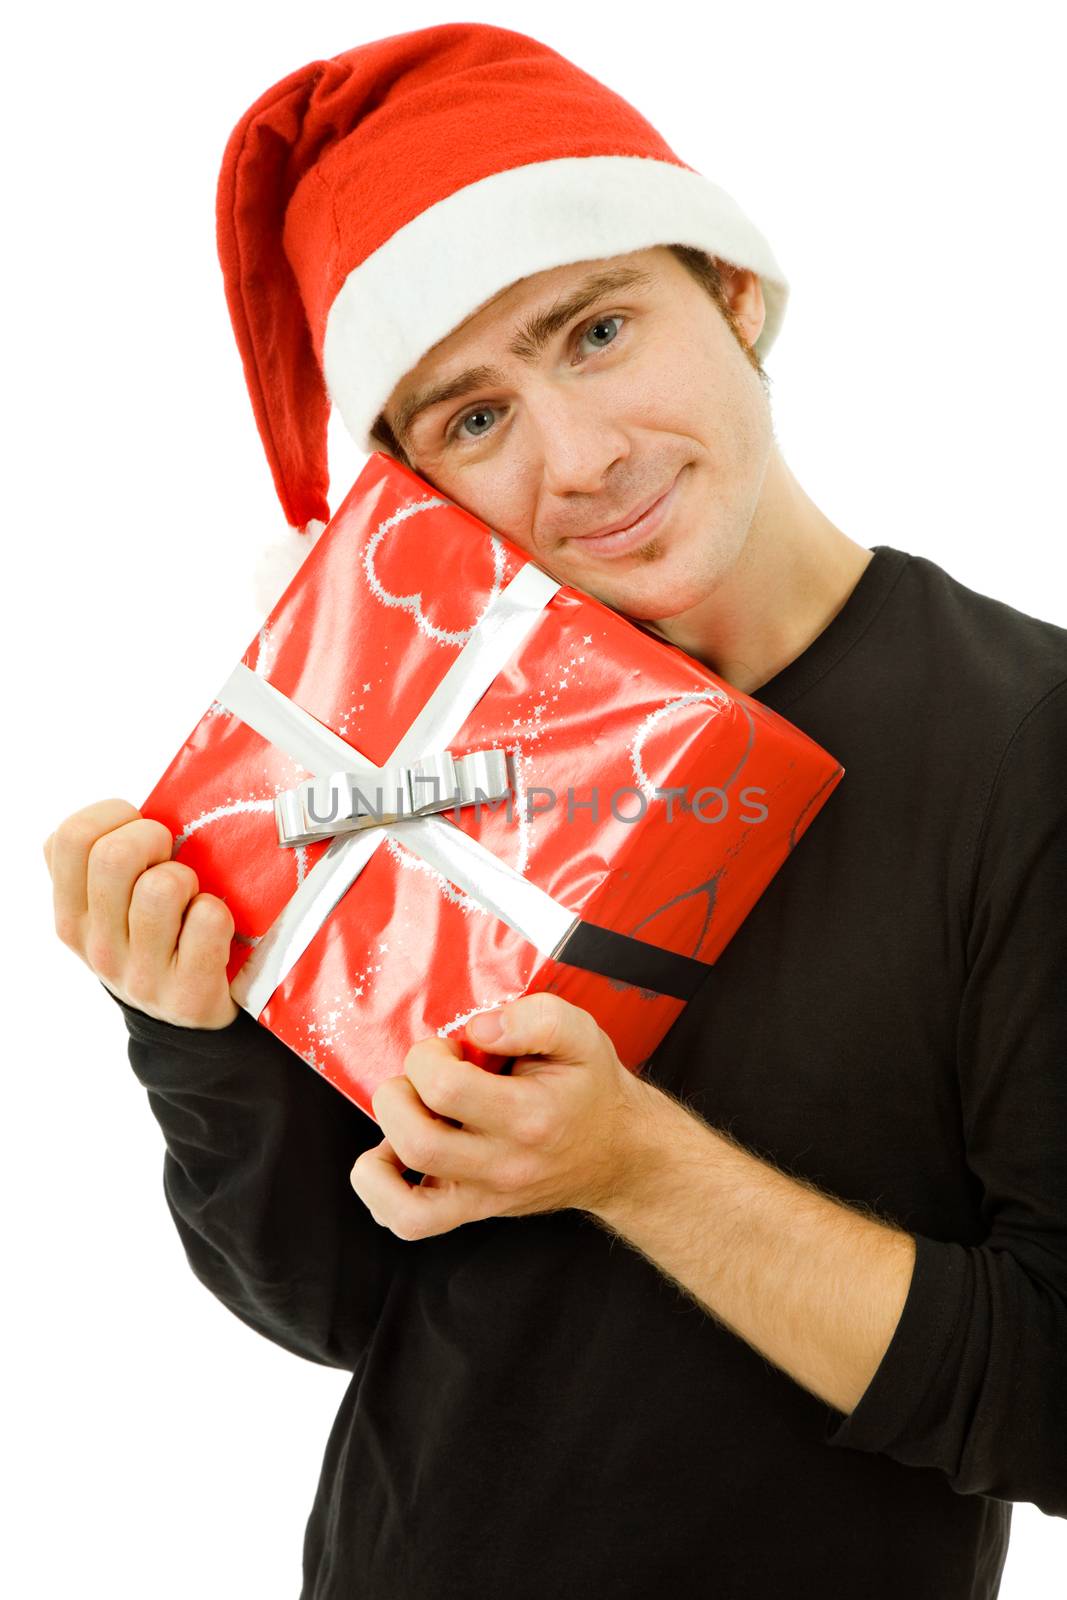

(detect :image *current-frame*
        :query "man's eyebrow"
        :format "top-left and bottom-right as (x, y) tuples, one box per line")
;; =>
(390, 266), (655, 453)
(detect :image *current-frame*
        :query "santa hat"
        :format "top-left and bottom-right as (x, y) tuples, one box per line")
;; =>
(215, 22), (790, 613)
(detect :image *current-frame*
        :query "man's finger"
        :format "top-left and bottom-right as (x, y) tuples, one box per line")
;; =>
(85, 817), (175, 970)
(372, 1073), (494, 1181)
(351, 1138), (477, 1240)
(404, 1036), (531, 1137)
(48, 800), (144, 933)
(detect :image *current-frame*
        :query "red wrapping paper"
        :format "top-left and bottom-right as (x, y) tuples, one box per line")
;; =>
(140, 453), (844, 1122)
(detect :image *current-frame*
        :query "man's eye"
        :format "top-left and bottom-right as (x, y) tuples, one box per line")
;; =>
(577, 313), (624, 355)
(451, 405), (500, 444)
(447, 313), (626, 445)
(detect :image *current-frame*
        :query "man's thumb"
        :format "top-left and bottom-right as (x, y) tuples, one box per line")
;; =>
(466, 993), (591, 1060)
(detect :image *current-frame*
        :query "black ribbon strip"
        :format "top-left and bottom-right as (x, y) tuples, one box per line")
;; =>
(554, 920), (711, 1001)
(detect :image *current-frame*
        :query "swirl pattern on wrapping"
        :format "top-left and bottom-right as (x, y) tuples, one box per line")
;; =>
(602, 698), (760, 994)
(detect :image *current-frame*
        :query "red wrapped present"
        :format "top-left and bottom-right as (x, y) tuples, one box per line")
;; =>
(140, 452), (843, 1122)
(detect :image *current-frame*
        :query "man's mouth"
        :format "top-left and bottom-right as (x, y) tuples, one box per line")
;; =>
(567, 473), (681, 557)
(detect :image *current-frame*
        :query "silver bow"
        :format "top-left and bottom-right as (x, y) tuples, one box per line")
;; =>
(274, 748), (511, 846)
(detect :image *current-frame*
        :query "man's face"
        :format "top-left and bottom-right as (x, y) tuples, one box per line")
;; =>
(381, 245), (772, 624)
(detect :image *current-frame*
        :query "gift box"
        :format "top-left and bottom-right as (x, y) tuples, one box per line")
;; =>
(140, 452), (843, 1122)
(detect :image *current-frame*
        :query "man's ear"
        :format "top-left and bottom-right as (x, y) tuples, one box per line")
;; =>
(718, 264), (766, 351)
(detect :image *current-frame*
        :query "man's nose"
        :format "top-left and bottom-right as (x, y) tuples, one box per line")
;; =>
(528, 382), (631, 497)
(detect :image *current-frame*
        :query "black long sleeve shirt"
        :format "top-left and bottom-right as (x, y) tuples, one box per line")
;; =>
(109, 545), (1067, 1598)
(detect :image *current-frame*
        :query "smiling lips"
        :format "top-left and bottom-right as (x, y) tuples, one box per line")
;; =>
(575, 483), (673, 541)
(564, 472), (681, 557)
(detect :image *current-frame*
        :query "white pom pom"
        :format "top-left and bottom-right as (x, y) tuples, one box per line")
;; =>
(251, 519), (328, 617)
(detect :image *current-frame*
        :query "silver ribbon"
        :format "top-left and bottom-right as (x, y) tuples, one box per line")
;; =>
(214, 559), (581, 1018)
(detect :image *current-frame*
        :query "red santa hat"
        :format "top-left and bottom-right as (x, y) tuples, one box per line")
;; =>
(215, 22), (790, 612)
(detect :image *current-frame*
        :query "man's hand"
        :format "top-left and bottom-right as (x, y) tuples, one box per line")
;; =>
(42, 799), (240, 1030)
(351, 993), (651, 1239)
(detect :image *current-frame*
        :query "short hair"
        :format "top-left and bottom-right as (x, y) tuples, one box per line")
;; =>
(368, 243), (769, 468)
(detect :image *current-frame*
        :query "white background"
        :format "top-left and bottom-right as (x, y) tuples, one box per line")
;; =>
(9, 1), (1065, 1595)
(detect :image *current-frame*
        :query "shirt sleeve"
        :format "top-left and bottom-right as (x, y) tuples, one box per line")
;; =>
(104, 982), (400, 1372)
(821, 678), (1067, 1517)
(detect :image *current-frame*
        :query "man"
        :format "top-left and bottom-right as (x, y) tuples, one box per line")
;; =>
(42, 23), (1067, 1599)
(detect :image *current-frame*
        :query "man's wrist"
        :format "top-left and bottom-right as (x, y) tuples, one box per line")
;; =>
(590, 1072), (703, 1228)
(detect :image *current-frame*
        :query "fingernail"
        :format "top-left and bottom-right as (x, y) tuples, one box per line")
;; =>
(468, 1009), (505, 1044)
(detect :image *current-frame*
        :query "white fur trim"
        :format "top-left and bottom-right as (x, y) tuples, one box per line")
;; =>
(252, 519), (327, 617)
(322, 155), (789, 456)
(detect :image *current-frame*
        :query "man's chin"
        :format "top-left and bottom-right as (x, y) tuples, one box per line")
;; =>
(560, 549), (664, 603)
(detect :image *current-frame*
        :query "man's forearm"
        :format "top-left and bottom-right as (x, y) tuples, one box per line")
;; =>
(589, 1079), (917, 1416)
